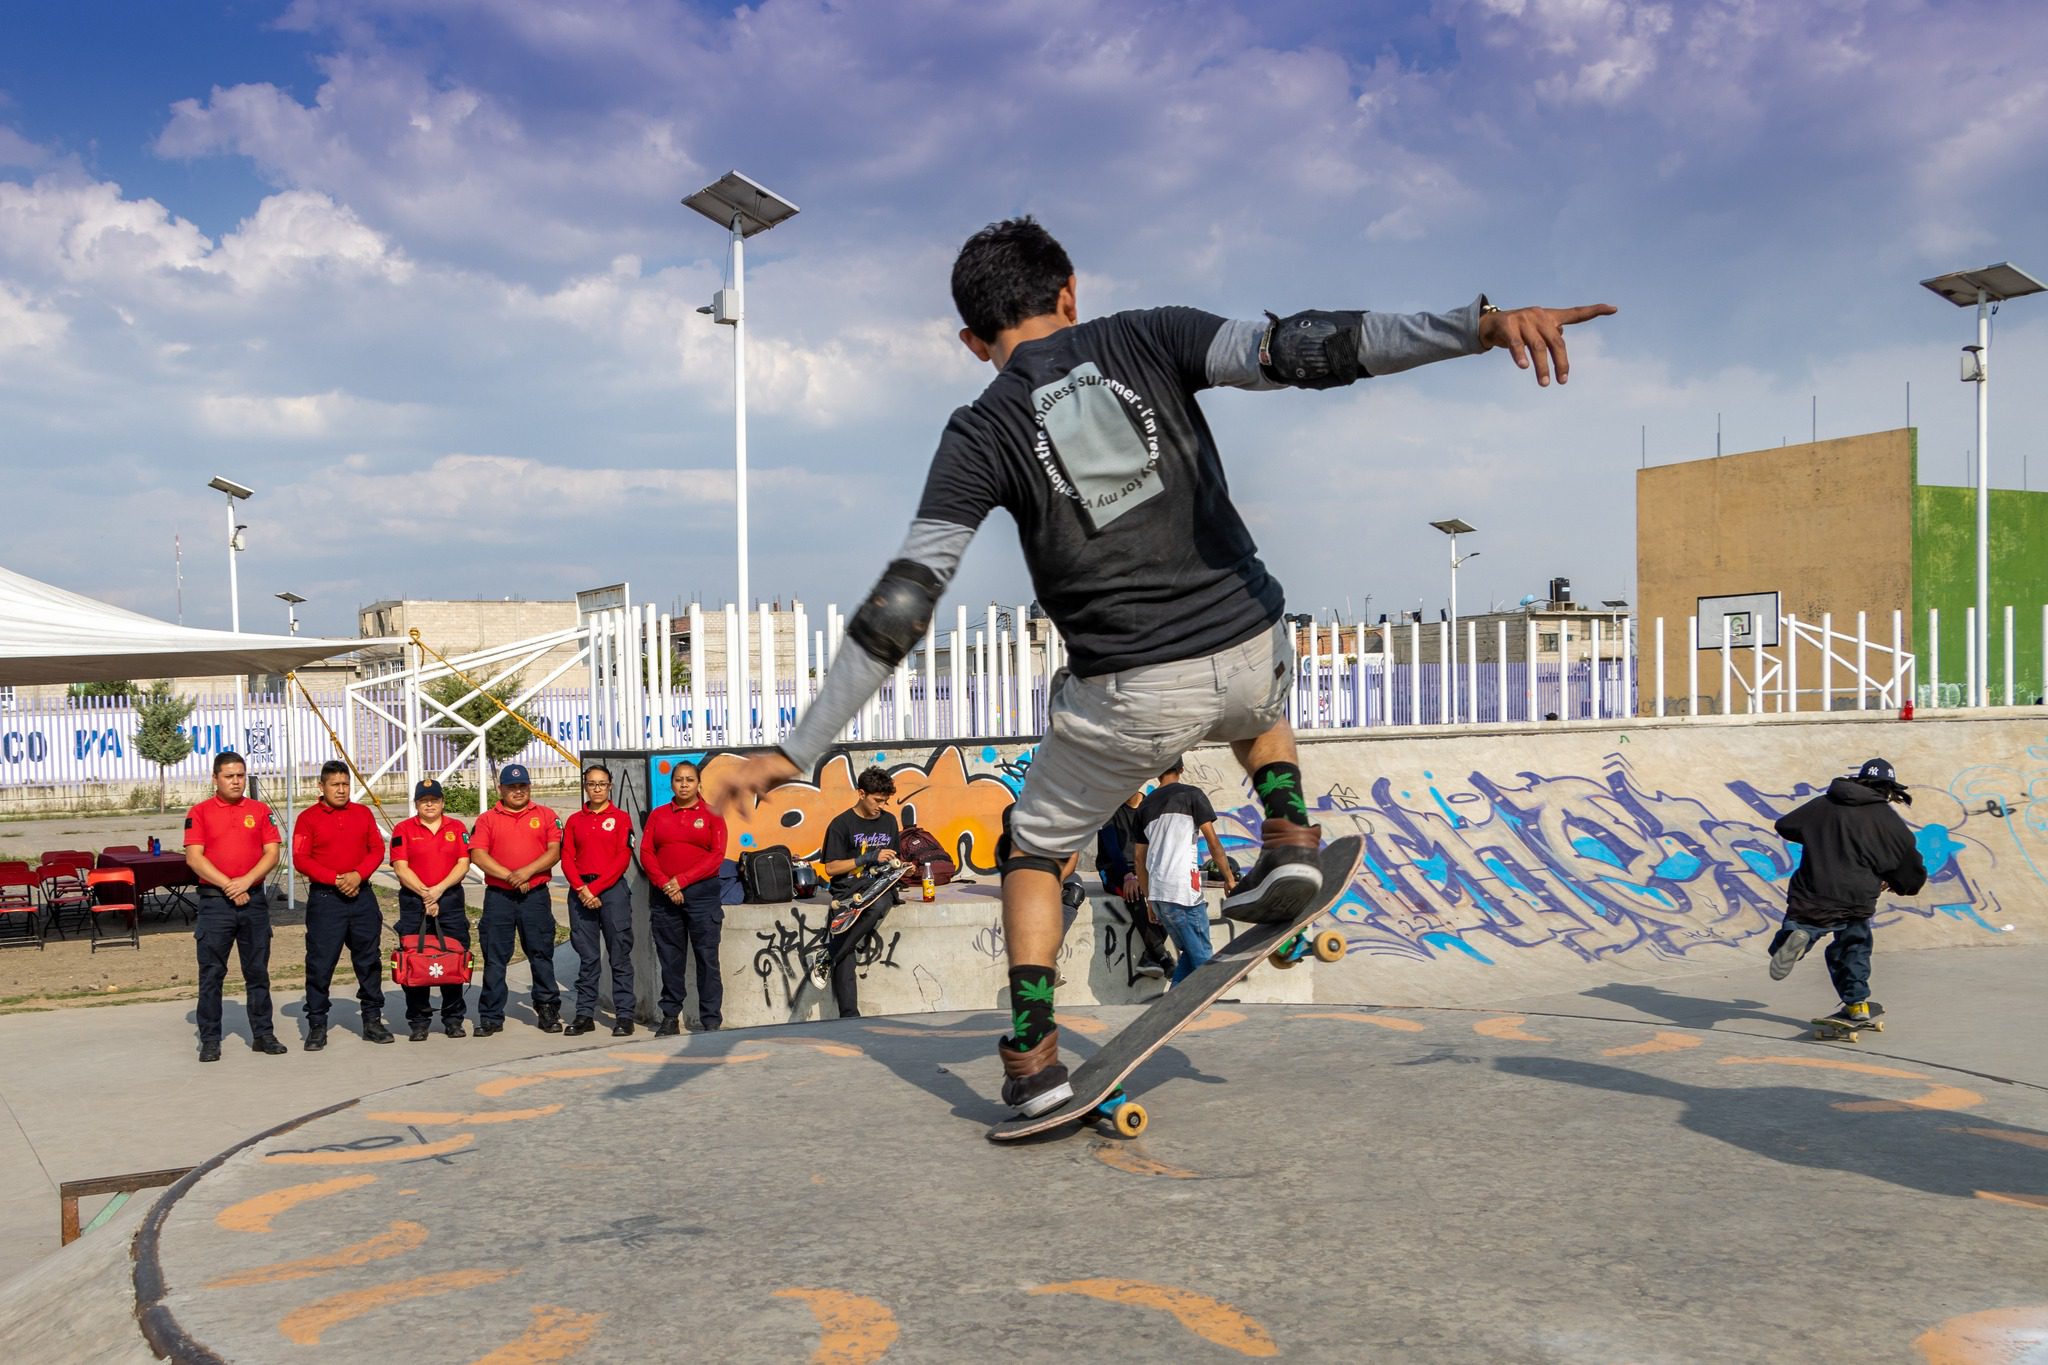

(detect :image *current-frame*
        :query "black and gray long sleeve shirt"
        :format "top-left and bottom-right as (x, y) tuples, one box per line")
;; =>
(780, 299), (1486, 769)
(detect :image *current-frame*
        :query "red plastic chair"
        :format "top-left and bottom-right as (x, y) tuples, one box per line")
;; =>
(84, 869), (139, 952)
(0, 862), (40, 950)
(36, 861), (93, 940)
(100, 845), (145, 857)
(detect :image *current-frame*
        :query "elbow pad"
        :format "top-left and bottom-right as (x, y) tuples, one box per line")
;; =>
(845, 559), (944, 667)
(1258, 310), (1367, 389)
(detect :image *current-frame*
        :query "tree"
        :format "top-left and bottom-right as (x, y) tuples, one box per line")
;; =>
(424, 674), (547, 767)
(69, 680), (133, 702)
(132, 681), (195, 813)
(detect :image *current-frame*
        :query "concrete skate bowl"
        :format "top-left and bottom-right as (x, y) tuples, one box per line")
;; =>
(21, 1003), (2046, 1363)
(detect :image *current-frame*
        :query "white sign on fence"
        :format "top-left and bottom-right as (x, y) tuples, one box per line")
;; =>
(1696, 592), (1781, 649)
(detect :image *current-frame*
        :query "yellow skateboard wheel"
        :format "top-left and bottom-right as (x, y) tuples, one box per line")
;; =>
(1312, 929), (1346, 963)
(1111, 1101), (1148, 1138)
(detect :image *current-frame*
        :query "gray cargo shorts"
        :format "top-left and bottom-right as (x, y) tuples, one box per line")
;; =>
(1008, 619), (1294, 860)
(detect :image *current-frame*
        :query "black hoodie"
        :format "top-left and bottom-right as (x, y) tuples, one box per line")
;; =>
(1773, 778), (1928, 927)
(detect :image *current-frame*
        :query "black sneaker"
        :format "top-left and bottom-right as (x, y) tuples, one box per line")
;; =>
(472, 1021), (498, 1037)
(1134, 955), (1169, 981)
(654, 1017), (680, 1037)
(448, 1020), (472, 1038)
(408, 1021), (431, 1043)
(1219, 819), (1324, 923)
(252, 1035), (289, 1056)
(611, 1020), (635, 1037)
(364, 1018), (395, 1044)
(304, 1024), (328, 1052)
(1768, 927), (1814, 981)
(997, 1027), (1073, 1117)
(564, 1016), (596, 1036)
(199, 1041), (221, 1063)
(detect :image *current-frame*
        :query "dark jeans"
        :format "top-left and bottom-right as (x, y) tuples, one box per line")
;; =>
(651, 880), (723, 1029)
(397, 888), (470, 1025)
(479, 885), (561, 1025)
(569, 880), (635, 1019)
(828, 887), (897, 1019)
(303, 883), (386, 1026)
(1107, 888), (1174, 969)
(1773, 916), (1875, 1004)
(195, 886), (274, 1045)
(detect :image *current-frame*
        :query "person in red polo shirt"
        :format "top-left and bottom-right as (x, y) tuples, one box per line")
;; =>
(292, 760), (392, 1050)
(184, 750), (286, 1063)
(639, 759), (728, 1034)
(467, 763), (564, 1035)
(389, 778), (474, 1041)
(561, 763), (637, 1037)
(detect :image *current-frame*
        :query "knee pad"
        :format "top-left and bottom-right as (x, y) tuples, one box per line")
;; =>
(1000, 851), (1066, 880)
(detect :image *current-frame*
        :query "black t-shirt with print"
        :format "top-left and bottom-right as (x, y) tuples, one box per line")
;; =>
(822, 807), (900, 896)
(917, 307), (1283, 675)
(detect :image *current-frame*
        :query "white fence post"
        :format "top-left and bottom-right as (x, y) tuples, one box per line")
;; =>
(1786, 615), (1800, 712)
(1927, 608), (1940, 709)
(1965, 606), (1977, 709)
(688, 604), (705, 744)
(1890, 610), (1903, 709)
(1526, 617), (1538, 722)
(1819, 612), (1832, 713)
(2004, 605), (2015, 706)
(1654, 617), (1665, 718)
(1591, 619), (1604, 720)
(1620, 616), (1632, 720)
(1751, 621), (1762, 715)
(1855, 610), (1868, 712)
(1495, 620), (1507, 724)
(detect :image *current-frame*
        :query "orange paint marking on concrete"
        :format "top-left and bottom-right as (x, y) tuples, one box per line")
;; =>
(1718, 1056), (1983, 1112)
(1091, 1143), (1199, 1179)
(1061, 1015), (1110, 1037)
(767, 1038), (867, 1057)
(1030, 1279), (1276, 1357)
(468, 1304), (605, 1363)
(204, 1220), (427, 1289)
(279, 1268), (518, 1346)
(1291, 1011), (1426, 1032)
(214, 1175), (378, 1234)
(264, 1133), (476, 1166)
(364, 1105), (563, 1126)
(1474, 1015), (1553, 1042)
(772, 1287), (900, 1364)
(1974, 1191), (2048, 1212)
(1912, 1304), (2048, 1363)
(1951, 1127), (2048, 1152)
(1181, 1009), (1246, 1034)
(608, 1050), (770, 1066)
(1602, 1032), (1703, 1057)
(475, 1067), (622, 1098)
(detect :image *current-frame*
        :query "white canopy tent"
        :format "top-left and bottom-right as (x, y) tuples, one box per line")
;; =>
(0, 564), (378, 685)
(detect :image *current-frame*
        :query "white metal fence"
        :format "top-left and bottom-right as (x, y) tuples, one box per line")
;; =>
(6, 602), (2044, 797)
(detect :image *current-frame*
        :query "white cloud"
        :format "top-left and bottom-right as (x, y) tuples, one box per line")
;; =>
(0, 283), (66, 353)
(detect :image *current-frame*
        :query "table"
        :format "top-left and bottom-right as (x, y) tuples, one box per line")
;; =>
(96, 850), (199, 921)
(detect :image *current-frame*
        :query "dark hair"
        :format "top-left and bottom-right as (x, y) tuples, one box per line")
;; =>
(670, 760), (699, 778)
(213, 751), (246, 775)
(950, 216), (1073, 343)
(856, 766), (896, 797)
(584, 763), (613, 781)
(319, 760), (350, 781)
(1160, 757), (1185, 779)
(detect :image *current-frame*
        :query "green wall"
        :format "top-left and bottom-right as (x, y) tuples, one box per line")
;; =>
(1912, 483), (2048, 706)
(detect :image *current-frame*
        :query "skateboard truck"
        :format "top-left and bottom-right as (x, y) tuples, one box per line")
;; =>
(1090, 1087), (1148, 1138)
(1268, 928), (1346, 970)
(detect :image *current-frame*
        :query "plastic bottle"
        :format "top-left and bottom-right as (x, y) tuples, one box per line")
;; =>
(921, 870), (936, 902)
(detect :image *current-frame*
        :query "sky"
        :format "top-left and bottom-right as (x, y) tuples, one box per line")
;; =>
(2, 0), (2045, 641)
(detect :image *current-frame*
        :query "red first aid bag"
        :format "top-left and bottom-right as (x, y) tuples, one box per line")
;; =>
(392, 920), (473, 988)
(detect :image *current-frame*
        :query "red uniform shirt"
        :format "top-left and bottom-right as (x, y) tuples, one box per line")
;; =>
(390, 815), (470, 889)
(470, 801), (562, 891)
(640, 799), (727, 889)
(561, 803), (633, 894)
(185, 795), (281, 880)
(292, 800), (384, 885)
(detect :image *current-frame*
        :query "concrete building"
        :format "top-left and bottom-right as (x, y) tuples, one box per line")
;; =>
(1636, 428), (2048, 713)
(1294, 602), (1631, 666)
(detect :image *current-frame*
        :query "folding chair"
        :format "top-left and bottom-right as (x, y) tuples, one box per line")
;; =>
(100, 845), (144, 857)
(84, 869), (140, 952)
(0, 861), (41, 950)
(36, 861), (94, 940)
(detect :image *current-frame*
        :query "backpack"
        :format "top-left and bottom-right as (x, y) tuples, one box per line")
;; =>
(791, 861), (820, 899)
(717, 858), (745, 905)
(897, 825), (957, 886)
(1201, 854), (1244, 886)
(740, 845), (795, 902)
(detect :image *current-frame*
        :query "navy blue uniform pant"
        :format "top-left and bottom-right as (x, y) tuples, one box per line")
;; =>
(479, 885), (561, 1025)
(1773, 916), (1876, 1005)
(651, 879), (723, 1029)
(568, 879), (635, 1019)
(303, 883), (386, 1026)
(195, 886), (274, 1045)
(397, 888), (470, 1025)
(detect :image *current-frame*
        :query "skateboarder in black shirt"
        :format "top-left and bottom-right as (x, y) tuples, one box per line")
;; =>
(728, 216), (1614, 1116)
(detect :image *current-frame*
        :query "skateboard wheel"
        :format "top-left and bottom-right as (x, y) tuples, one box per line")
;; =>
(1268, 947), (1297, 971)
(1312, 929), (1346, 963)
(1110, 1101), (1147, 1138)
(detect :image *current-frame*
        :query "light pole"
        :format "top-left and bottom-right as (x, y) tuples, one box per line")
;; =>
(1430, 519), (1478, 722)
(1920, 262), (2043, 706)
(209, 475), (254, 758)
(683, 170), (799, 742)
(277, 591), (306, 636)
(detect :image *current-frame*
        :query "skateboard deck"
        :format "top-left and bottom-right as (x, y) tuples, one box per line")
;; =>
(786, 862), (912, 1023)
(988, 835), (1364, 1142)
(1811, 1003), (1885, 1043)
